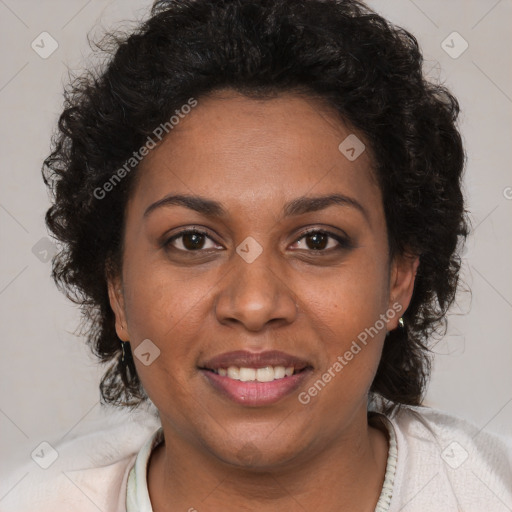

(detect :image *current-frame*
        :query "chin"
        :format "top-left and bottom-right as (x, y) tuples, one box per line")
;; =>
(206, 430), (306, 471)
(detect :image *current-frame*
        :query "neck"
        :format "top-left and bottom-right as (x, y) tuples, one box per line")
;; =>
(147, 407), (389, 512)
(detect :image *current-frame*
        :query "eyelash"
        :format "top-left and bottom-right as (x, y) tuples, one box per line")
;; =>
(163, 227), (353, 254)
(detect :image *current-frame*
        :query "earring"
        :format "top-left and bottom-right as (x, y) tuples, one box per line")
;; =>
(121, 340), (127, 363)
(398, 317), (405, 328)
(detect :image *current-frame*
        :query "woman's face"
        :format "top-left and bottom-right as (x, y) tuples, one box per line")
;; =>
(108, 90), (418, 467)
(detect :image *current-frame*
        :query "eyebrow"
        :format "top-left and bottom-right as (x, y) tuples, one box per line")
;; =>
(143, 193), (369, 223)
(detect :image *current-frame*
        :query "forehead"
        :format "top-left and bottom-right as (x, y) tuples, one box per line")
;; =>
(128, 90), (381, 221)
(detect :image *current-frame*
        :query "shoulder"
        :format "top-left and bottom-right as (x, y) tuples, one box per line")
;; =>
(385, 405), (512, 512)
(0, 406), (161, 512)
(391, 405), (512, 469)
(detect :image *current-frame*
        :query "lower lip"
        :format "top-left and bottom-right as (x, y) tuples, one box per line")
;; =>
(200, 369), (312, 406)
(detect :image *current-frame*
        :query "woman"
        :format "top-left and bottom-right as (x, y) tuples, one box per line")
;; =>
(3, 0), (511, 511)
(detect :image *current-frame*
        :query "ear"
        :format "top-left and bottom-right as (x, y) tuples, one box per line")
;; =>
(387, 251), (420, 331)
(107, 273), (130, 342)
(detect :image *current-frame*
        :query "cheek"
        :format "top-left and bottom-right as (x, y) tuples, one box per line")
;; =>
(122, 275), (202, 420)
(297, 254), (389, 391)
(120, 252), (220, 398)
(122, 255), (209, 343)
(301, 253), (389, 335)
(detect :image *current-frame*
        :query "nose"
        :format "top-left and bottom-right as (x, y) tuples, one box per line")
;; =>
(214, 251), (298, 332)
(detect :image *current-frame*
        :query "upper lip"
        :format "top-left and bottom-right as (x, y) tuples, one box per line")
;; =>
(199, 350), (312, 370)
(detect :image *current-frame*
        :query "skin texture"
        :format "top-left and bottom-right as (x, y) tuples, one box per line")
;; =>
(108, 90), (419, 511)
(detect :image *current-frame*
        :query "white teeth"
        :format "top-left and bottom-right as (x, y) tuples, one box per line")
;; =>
(216, 365), (298, 382)
(256, 367), (274, 382)
(227, 366), (240, 379)
(239, 367), (256, 382)
(274, 366), (285, 379)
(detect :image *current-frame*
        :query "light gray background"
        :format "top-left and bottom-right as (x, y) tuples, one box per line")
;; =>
(1, 0), (511, 484)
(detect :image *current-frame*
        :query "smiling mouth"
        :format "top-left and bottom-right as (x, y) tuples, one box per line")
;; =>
(198, 350), (313, 405)
(202, 365), (310, 382)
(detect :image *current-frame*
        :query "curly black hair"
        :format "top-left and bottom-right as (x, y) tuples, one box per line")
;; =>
(43, 0), (469, 412)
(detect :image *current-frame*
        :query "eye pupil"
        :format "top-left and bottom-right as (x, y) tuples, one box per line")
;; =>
(183, 232), (204, 250)
(306, 232), (328, 250)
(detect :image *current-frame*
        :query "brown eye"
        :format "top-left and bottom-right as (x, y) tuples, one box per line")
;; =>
(165, 229), (220, 252)
(304, 232), (329, 250)
(292, 229), (352, 252)
(181, 232), (206, 250)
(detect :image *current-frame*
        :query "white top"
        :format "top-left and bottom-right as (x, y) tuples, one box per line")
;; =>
(2, 405), (511, 512)
(125, 413), (399, 512)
